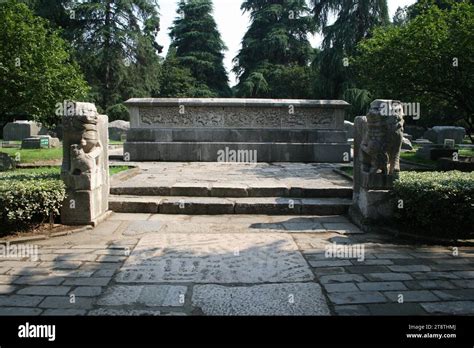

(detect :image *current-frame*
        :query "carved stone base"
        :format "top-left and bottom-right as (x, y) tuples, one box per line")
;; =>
(352, 189), (394, 222)
(360, 172), (398, 190)
(61, 186), (109, 226)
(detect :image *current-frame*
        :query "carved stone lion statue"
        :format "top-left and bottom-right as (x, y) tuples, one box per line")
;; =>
(70, 144), (95, 175)
(359, 100), (404, 176)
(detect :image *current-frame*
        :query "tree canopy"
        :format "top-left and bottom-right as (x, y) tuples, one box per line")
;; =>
(0, 1), (89, 127)
(311, 0), (389, 103)
(354, 1), (474, 140)
(168, 0), (231, 97)
(233, 0), (315, 98)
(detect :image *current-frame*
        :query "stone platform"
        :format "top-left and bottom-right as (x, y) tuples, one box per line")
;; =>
(124, 98), (351, 163)
(109, 162), (353, 215)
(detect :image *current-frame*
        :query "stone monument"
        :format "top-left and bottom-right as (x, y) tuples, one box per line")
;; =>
(2, 120), (47, 141)
(123, 98), (351, 162)
(351, 99), (404, 223)
(60, 102), (109, 226)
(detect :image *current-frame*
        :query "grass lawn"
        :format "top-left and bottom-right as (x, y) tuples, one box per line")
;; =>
(0, 147), (63, 163)
(109, 165), (131, 176)
(0, 165), (131, 179)
(340, 166), (353, 177)
(459, 147), (474, 157)
(109, 140), (125, 145)
(399, 151), (437, 166)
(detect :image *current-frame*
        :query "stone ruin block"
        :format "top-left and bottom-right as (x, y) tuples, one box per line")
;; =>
(3, 121), (47, 141)
(424, 126), (466, 145)
(60, 102), (109, 226)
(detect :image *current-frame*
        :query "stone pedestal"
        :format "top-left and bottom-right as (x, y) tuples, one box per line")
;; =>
(60, 102), (109, 226)
(350, 100), (404, 226)
(123, 98), (351, 163)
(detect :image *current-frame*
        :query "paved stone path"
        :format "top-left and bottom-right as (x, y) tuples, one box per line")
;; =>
(1, 213), (473, 316)
(112, 162), (352, 191)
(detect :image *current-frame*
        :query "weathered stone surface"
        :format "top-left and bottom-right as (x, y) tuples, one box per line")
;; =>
(334, 304), (370, 315)
(97, 285), (186, 307)
(384, 290), (439, 302)
(69, 286), (103, 297)
(365, 273), (413, 281)
(328, 291), (388, 305)
(0, 295), (44, 307)
(424, 126), (466, 144)
(124, 98), (350, 162)
(192, 283), (330, 315)
(108, 120), (130, 141)
(324, 283), (359, 293)
(319, 274), (366, 284)
(63, 277), (111, 286)
(421, 301), (474, 314)
(351, 100), (404, 223)
(0, 307), (42, 315)
(39, 296), (93, 309)
(0, 275), (18, 284)
(61, 102), (109, 226)
(432, 289), (474, 301)
(88, 308), (162, 316)
(42, 309), (87, 316)
(14, 276), (65, 286)
(0, 285), (16, 295)
(116, 233), (314, 283)
(357, 282), (407, 291)
(3, 121), (47, 141)
(123, 221), (163, 236)
(17, 286), (71, 296)
(388, 265), (431, 272)
(404, 280), (457, 290)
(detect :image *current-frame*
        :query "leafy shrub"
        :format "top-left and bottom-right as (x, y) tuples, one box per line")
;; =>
(106, 104), (130, 122)
(392, 171), (474, 239)
(0, 178), (65, 226)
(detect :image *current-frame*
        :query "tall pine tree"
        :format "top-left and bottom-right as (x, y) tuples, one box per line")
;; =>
(70, 0), (163, 112)
(233, 0), (315, 98)
(169, 0), (231, 97)
(312, 0), (389, 106)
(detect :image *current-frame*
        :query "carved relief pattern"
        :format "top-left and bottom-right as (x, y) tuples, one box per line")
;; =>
(138, 106), (339, 129)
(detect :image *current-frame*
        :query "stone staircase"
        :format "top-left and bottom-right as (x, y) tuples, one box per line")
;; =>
(109, 184), (352, 215)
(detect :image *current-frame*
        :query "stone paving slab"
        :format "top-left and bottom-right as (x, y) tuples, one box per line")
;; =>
(97, 285), (187, 307)
(111, 163), (352, 192)
(192, 283), (330, 315)
(116, 233), (314, 284)
(0, 213), (473, 316)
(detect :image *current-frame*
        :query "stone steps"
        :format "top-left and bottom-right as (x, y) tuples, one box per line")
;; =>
(110, 184), (353, 199)
(109, 195), (352, 215)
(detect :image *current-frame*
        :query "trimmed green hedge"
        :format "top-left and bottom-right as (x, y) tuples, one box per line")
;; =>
(0, 175), (65, 226)
(393, 171), (474, 239)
